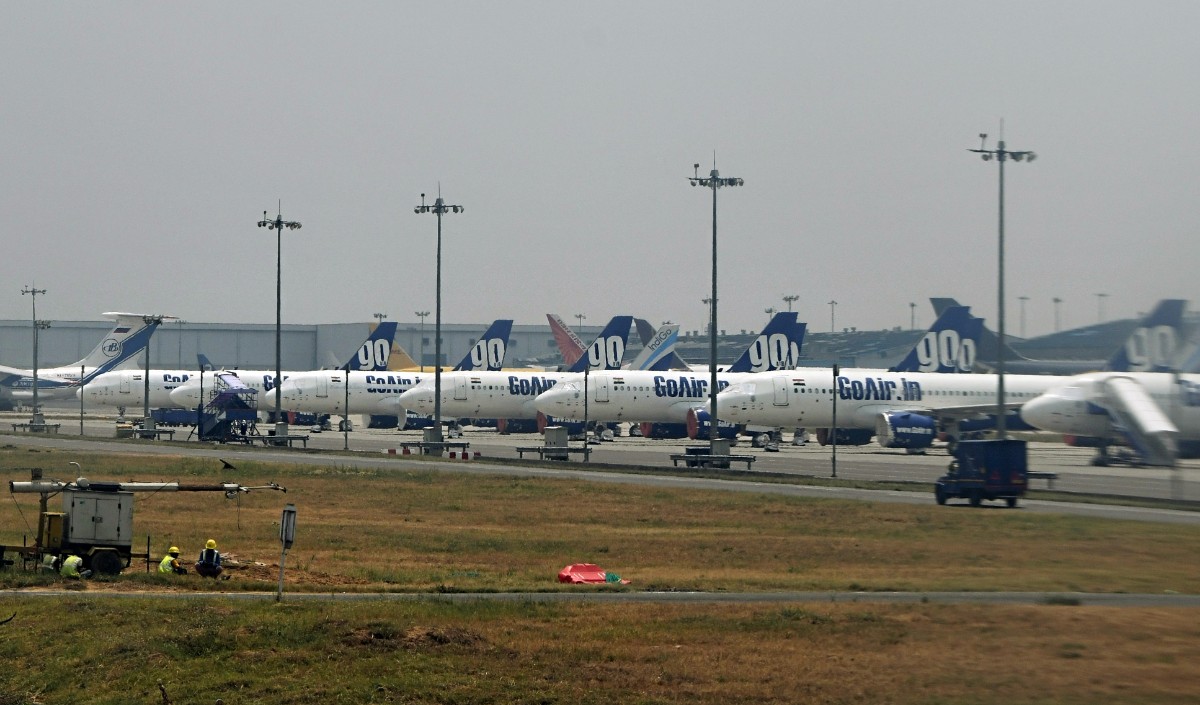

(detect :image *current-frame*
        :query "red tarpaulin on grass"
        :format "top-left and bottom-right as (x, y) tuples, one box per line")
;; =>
(557, 563), (630, 584)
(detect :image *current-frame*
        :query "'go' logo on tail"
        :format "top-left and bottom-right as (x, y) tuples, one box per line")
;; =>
(356, 339), (391, 370)
(587, 336), (625, 370)
(470, 338), (506, 370)
(915, 330), (976, 372)
(746, 333), (799, 372)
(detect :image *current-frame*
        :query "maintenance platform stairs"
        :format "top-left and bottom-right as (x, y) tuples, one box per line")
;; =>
(195, 372), (260, 443)
(1099, 376), (1178, 467)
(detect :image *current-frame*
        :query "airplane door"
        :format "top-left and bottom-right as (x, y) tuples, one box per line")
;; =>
(454, 377), (468, 400)
(593, 375), (609, 403)
(120, 376), (131, 395)
(315, 376), (329, 398)
(773, 376), (788, 406)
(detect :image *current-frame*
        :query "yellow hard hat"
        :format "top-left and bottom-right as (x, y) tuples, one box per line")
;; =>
(168, 546), (180, 555)
(205, 539), (217, 549)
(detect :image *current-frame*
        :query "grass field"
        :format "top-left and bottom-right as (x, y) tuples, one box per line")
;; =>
(3, 445), (1200, 703)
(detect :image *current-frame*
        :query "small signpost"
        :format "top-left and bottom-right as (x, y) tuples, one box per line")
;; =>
(276, 503), (296, 602)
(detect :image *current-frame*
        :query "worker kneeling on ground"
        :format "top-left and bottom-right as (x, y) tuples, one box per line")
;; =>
(159, 546), (187, 575)
(195, 538), (223, 578)
(60, 554), (92, 579)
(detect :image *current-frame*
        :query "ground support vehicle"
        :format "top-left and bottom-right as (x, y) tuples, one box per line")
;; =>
(935, 439), (1028, 507)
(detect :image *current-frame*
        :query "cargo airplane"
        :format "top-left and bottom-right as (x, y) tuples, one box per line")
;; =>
(0, 312), (163, 402)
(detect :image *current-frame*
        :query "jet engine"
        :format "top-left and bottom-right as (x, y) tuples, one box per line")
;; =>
(875, 411), (937, 449)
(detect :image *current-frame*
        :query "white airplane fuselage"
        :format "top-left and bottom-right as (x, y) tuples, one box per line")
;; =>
(1019, 371), (1200, 443)
(399, 370), (580, 420)
(533, 370), (763, 424)
(83, 369), (289, 410)
(716, 369), (1057, 430)
(268, 369), (431, 416)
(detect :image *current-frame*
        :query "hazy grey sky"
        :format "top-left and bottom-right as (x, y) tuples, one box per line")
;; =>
(3, 2), (1197, 338)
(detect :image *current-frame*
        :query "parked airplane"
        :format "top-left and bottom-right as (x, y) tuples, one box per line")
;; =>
(395, 316), (634, 430)
(932, 298), (1188, 375)
(709, 306), (1040, 451)
(81, 321), (399, 411)
(531, 312), (805, 439)
(1020, 372), (1200, 466)
(0, 312), (163, 402)
(265, 319), (516, 418)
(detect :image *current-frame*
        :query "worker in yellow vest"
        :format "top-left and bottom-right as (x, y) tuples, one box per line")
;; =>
(158, 546), (187, 575)
(60, 554), (92, 579)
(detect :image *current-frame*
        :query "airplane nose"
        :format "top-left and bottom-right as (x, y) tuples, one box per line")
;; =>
(169, 385), (199, 407)
(1018, 393), (1059, 431)
(397, 387), (433, 413)
(531, 386), (569, 415)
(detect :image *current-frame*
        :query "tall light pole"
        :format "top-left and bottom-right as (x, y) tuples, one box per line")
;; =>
(828, 300), (837, 333)
(141, 314), (165, 435)
(690, 161), (743, 452)
(21, 286), (48, 426)
(782, 294), (799, 313)
(1018, 296), (1029, 338)
(764, 307), (776, 322)
(373, 312), (388, 326)
(415, 311), (430, 371)
(969, 130), (1035, 440)
(909, 302), (916, 331)
(701, 298), (713, 337)
(258, 207), (302, 439)
(1095, 293), (1108, 323)
(415, 190), (463, 445)
(1053, 297), (1063, 333)
(574, 313), (586, 331)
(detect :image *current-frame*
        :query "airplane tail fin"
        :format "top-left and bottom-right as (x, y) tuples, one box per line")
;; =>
(931, 297), (1027, 362)
(890, 306), (982, 373)
(197, 353), (216, 371)
(387, 343), (420, 371)
(725, 312), (805, 373)
(344, 321), (399, 371)
(626, 323), (680, 371)
(78, 312), (165, 383)
(547, 314), (587, 368)
(1105, 299), (1188, 372)
(453, 319), (514, 371)
(568, 316), (634, 372)
(635, 317), (689, 370)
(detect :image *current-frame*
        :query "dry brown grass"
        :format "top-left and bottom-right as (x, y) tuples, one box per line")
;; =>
(4, 447), (1200, 703)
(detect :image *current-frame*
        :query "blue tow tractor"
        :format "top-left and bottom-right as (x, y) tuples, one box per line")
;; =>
(935, 439), (1028, 508)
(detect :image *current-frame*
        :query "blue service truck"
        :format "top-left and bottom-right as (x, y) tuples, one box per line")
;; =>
(935, 439), (1028, 507)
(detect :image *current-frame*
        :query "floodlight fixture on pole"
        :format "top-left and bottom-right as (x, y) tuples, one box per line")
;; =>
(909, 302), (916, 331)
(140, 315), (166, 434)
(1018, 296), (1030, 338)
(782, 294), (799, 313)
(689, 160), (743, 453)
(575, 313), (586, 330)
(415, 190), (463, 444)
(373, 312), (388, 324)
(415, 311), (430, 371)
(1095, 293), (1108, 323)
(1053, 297), (1063, 332)
(828, 300), (837, 333)
(258, 206), (302, 440)
(21, 286), (47, 425)
(969, 129), (1036, 440)
(765, 307), (776, 322)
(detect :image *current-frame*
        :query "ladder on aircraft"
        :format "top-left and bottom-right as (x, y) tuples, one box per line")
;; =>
(1100, 376), (1179, 467)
